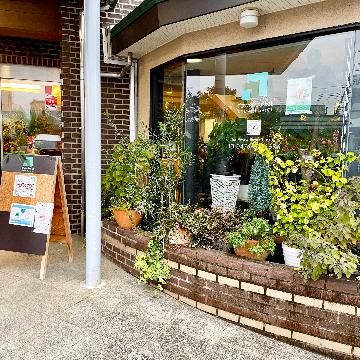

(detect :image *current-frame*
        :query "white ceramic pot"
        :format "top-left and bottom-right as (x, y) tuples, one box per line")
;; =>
(237, 184), (249, 202)
(282, 243), (302, 268)
(210, 174), (240, 212)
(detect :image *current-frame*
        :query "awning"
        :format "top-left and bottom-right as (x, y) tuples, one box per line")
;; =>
(110, 0), (326, 58)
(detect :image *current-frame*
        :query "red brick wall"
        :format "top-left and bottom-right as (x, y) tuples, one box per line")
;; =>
(60, 0), (143, 233)
(102, 220), (360, 360)
(0, 1), (143, 233)
(100, 0), (143, 168)
(0, 36), (60, 67)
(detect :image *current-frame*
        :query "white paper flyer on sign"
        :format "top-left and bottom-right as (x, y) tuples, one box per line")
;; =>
(13, 175), (37, 198)
(33, 202), (54, 234)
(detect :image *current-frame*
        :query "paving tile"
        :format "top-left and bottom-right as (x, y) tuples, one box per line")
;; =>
(9, 316), (83, 360)
(0, 238), (331, 360)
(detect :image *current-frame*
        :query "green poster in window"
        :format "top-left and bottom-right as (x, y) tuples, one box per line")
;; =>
(285, 77), (313, 115)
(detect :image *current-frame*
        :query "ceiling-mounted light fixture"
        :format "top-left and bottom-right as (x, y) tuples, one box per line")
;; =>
(240, 9), (259, 29)
(187, 59), (203, 64)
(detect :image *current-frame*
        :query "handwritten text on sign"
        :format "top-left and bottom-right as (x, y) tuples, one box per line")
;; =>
(13, 175), (37, 198)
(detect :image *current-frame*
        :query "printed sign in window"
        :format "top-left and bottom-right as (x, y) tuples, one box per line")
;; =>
(247, 120), (261, 136)
(286, 77), (313, 115)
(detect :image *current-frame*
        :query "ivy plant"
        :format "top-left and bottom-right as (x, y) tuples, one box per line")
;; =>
(251, 133), (360, 280)
(134, 238), (171, 290)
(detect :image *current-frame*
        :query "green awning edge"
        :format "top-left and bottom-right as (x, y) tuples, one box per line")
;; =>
(110, 0), (168, 40)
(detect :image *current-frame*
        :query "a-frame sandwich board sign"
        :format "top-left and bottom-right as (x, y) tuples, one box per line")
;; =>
(0, 154), (73, 280)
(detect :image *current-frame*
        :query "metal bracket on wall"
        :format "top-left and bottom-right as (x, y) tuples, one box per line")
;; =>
(102, 27), (128, 66)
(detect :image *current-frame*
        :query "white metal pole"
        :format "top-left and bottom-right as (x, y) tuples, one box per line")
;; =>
(129, 61), (137, 141)
(84, 0), (102, 287)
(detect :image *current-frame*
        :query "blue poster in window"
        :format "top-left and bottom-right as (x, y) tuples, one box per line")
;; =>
(242, 72), (268, 100)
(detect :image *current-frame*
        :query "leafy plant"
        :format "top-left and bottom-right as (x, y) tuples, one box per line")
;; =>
(207, 118), (247, 158)
(135, 106), (192, 288)
(134, 238), (171, 290)
(227, 217), (275, 256)
(292, 177), (360, 280)
(146, 106), (193, 217)
(187, 207), (246, 250)
(251, 134), (360, 279)
(251, 134), (357, 240)
(248, 155), (272, 214)
(102, 134), (156, 216)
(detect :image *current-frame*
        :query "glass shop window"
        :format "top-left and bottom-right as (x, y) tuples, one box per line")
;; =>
(0, 65), (62, 158)
(158, 30), (360, 205)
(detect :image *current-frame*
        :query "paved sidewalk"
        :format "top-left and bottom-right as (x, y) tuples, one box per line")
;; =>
(0, 237), (330, 360)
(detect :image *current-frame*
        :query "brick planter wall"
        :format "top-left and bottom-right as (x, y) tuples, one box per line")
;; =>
(102, 220), (360, 360)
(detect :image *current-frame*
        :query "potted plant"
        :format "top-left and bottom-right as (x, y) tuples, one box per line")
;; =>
(102, 134), (156, 229)
(281, 239), (303, 268)
(251, 134), (359, 274)
(207, 118), (246, 175)
(227, 217), (275, 261)
(164, 203), (194, 246)
(207, 119), (248, 211)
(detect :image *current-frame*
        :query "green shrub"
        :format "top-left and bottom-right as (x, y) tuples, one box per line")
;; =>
(101, 134), (156, 216)
(248, 155), (272, 213)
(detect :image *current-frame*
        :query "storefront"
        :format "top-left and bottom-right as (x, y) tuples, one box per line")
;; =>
(153, 29), (360, 204)
(103, 2), (360, 356)
(110, 0), (360, 205)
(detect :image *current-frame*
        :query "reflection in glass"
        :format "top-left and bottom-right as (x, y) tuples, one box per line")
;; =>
(157, 30), (358, 205)
(1, 79), (61, 155)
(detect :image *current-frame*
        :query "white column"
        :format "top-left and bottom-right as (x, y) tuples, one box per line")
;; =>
(84, 0), (102, 287)
(129, 61), (138, 141)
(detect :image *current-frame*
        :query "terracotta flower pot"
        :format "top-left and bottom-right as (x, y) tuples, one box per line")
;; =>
(234, 239), (269, 261)
(275, 236), (285, 244)
(168, 226), (192, 246)
(112, 209), (143, 230)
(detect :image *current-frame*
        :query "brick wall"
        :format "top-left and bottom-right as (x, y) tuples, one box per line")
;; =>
(0, 1), (143, 233)
(100, 0), (143, 168)
(60, 0), (143, 233)
(102, 220), (360, 360)
(0, 36), (60, 67)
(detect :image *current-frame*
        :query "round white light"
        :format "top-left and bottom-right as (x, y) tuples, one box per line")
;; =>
(240, 9), (259, 29)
